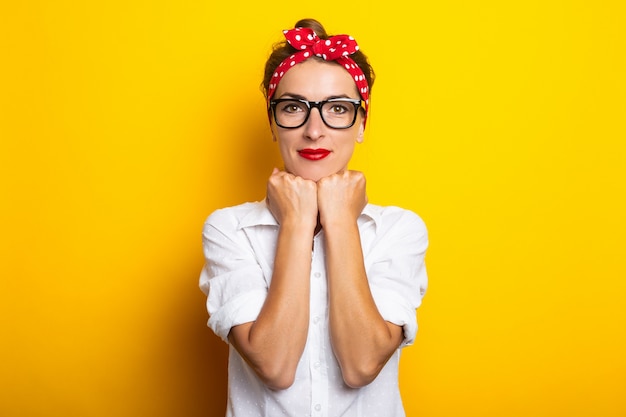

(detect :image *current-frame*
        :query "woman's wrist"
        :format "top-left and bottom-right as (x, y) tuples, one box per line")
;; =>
(280, 215), (318, 235)
(320, 215), (359, 238)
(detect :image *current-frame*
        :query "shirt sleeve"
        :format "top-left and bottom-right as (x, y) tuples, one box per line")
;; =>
(199, 209), (268, 343)
(365, 209), (428, 347)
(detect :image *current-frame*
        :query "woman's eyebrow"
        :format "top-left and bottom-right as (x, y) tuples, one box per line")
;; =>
(326, 95), (355, 100)
(276, 92), (307, 100)
(276, 92), (356, 101)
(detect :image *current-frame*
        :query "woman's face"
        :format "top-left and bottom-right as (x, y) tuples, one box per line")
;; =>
(270, 59), (364, 182)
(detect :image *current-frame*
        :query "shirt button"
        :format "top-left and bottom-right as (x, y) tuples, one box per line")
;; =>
(314, 404), (322, 411)
(314, 272), (321, 278)
(313, 316), (320, 324)
(314, 361), (320, 369)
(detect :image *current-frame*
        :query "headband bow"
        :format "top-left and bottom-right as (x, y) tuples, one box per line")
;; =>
(267, 27), (370, 125)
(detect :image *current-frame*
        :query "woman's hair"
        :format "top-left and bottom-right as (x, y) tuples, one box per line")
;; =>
(261, 18), (375, 99)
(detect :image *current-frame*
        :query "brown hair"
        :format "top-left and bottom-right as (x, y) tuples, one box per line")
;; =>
(261, 18), (375, 99)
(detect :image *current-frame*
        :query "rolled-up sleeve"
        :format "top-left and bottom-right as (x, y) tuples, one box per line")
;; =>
(366, 209), (428, 347)
(199, 209), (268, 342)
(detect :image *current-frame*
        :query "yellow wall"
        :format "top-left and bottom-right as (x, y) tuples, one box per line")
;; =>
(1, 1), (625, 416)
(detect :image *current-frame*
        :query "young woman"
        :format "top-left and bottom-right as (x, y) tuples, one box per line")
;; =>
(200, 18), (428, 417)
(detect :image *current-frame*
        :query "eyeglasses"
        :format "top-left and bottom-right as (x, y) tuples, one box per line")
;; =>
(269, 98), (362, 129)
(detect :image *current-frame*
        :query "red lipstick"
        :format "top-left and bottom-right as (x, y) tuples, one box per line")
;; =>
(298, 148), (331, 161)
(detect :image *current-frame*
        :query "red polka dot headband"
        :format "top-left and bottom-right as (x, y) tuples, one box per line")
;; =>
(267, 27), (370, 125)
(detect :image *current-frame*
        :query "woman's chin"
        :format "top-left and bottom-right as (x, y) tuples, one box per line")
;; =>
(286, 168), (326, 182)
(296, 173), (324, 182)
(288, 166), (346, 182)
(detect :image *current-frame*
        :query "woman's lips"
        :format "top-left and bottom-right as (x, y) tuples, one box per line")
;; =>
(298, 148), (331, 161)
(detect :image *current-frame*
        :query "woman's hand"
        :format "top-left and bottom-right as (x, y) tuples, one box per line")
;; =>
(317, 170), (367, 227)
(266, 168), (318, 229)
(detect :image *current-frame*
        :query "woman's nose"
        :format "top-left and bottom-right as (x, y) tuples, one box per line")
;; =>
(303, 107), (325, 140)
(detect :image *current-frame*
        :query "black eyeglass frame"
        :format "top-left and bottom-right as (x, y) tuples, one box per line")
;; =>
(269, 98), (363, 129)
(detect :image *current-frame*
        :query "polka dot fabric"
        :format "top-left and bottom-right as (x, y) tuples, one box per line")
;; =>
(267, 27), (370, 125)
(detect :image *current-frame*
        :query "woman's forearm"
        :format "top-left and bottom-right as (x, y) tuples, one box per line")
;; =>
(324, 219), (403, 388)
(229, 219), (313, 390)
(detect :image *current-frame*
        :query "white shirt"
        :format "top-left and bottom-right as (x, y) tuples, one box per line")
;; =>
(199, 200), (428, 417)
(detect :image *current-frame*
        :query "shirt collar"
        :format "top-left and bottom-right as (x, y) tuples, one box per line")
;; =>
(359, 203), (380, 231)
(238, 200), (381, 231)
(238, 200), (278, 229)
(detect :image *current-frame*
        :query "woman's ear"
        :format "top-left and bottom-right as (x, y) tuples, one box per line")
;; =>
(356, 120), (365, 143)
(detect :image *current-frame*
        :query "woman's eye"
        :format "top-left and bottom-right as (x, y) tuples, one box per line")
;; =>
(281, 103), (305, 113)
(329, 105), (348, 114)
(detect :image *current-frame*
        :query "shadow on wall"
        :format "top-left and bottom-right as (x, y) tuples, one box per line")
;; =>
(218, 93), (282, 204)
(152, 266), (229, 417)
(188, 287), (229, 417)
(166, 94), (278, 417)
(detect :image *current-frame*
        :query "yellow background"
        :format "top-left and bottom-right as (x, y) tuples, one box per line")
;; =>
(1, 1), (625, 416)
